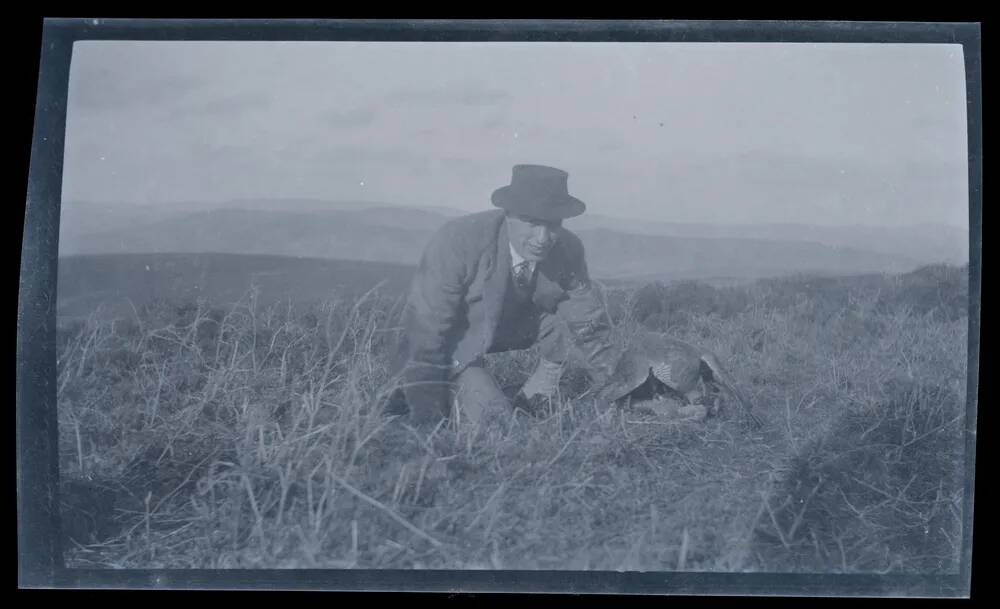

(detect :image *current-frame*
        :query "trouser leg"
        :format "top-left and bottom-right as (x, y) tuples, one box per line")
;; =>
(451, 361), (511, 427)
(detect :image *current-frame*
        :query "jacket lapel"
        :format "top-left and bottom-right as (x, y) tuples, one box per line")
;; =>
(481, 216), (511, 350)
(478, 213), (567, 348)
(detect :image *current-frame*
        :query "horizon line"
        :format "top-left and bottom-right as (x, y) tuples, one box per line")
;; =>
(63, 197), (971, 232)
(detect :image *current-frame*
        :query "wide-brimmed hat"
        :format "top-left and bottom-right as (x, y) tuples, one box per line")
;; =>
(491, 164), (586, 221)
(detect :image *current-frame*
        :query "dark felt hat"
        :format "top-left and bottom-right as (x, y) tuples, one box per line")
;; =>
(491, 164), (586, 221)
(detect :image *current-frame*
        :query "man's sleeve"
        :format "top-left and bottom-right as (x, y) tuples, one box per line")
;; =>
(555, 234), (618, 386)
(401, 225), (469, 425)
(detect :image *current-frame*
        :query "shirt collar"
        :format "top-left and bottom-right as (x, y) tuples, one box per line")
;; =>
(509, 241), (535, 271)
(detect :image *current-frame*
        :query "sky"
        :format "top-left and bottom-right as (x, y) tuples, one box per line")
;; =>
(61, 40), (970, 228)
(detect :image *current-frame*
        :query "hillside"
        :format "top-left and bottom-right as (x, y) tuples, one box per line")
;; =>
(58, 199), (463, 250)
(59, 206), (928, 282)
(55, 256), (970, 574)
(57, 251), (969, 328)
(574, 228), (919, 280)
(570, 214), (969, 266)
(56, 253), (415, 321)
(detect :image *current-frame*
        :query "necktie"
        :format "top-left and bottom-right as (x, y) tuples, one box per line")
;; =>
(513, 261), (532, 291)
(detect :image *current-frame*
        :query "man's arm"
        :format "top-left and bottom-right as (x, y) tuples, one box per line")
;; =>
(401, 225), (469, 425)
(554, 232), (618, 386)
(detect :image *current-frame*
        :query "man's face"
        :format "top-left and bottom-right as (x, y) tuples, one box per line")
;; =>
(506, 213), (561, 262)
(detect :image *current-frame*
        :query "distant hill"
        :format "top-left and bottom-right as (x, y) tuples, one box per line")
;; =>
(56, 253), (415, 321)
(61, 199), (967, 270)
(567, 214), (968, 266)
(59, 204), (929, 282)
(61, 208), (433, 265)
(58, 199), (463, 253)
(573, 227), (919, 280)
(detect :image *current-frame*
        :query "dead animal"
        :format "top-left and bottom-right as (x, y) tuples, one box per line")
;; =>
(598, 333), (763, 429)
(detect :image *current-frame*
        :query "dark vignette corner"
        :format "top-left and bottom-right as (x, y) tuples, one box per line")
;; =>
(18, 19), (73, 587)
(960, 21), (982, 602)
(16, 18), (983, 596)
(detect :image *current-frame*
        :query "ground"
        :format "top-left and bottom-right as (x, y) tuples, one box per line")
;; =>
(56, 264), (971, 572)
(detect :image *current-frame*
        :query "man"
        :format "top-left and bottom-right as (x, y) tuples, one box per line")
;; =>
(390, 164), (618, 427)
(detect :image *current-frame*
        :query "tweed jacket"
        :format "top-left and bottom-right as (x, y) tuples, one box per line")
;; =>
(394, 209), (616, 424)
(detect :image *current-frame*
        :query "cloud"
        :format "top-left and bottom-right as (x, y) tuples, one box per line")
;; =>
(69, 62), (208, 112)
(597, 139), (626, 153)
(481, 115), (505, 130)
(168, 91), (272, 119)
(911, 114), (964, 130)
(457, 87), (510, 106)
(385, 82), (511, 107)
(322, 105), (378, 128)
(293, 144), (429, 170)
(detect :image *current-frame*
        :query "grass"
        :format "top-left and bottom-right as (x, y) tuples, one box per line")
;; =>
(56, 266), (970, 572)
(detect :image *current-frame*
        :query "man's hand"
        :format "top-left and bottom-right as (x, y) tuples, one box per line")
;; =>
(520, 358), (563, 400)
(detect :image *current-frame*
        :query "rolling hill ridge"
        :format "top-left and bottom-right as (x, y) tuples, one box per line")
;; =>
(59, 204), (939, 282)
